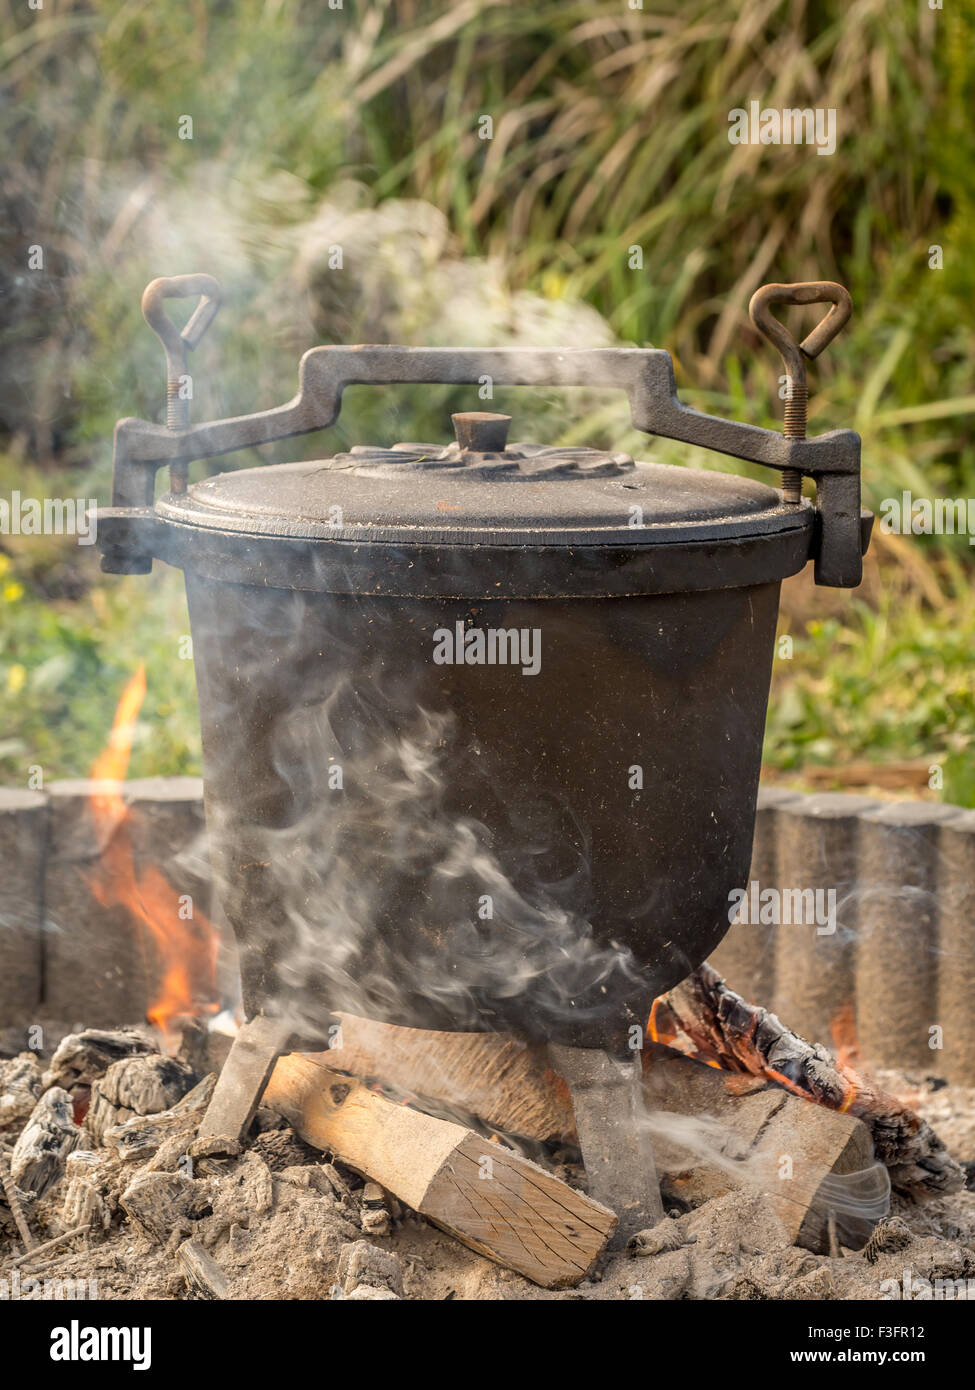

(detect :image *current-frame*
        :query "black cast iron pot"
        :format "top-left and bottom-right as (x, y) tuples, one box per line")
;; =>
(98, 275), (870, 1050)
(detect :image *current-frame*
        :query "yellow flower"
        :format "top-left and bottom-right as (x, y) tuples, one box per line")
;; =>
(3, 580), (24, 603)
(540, 269), (567, 300)
(6, 664), (26, 695)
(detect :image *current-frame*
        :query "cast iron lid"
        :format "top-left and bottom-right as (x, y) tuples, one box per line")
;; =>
(156, 411), (807, 550)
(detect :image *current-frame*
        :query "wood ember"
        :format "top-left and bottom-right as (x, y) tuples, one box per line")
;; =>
(298, 1161), (362, 1219)
(58, 1150), (115, 1234)
(103, 1073), (216, 1165)
(119, 1170), (212, 1244)
(0, 1053), (43, 1133)
(863, 1215), (914, 1264)
(248, 1126), (321, 1172)
(10, 1087), (82, 1197)
(264, 1053), (617, 1288)
(335, 1240), (404, 1299)
(2, 1223), (91, 1271)
(627, 1217), (693, 1256)
(42, 1028), (157, 1093)
(176, 1238), (228, 1300)
(655, 963), (964, 1198)
(187, 1134), (241, 1163)
(187, 1134), (240, 1167)
(203, 1152), (273, 1242)
(359, 1181), (391, 1237)
(87, 1054), (197, 1144)
(276, 1164), (337, 1196)
(0, 1149), (36, 1250)
(320, 1162), (356, 1206)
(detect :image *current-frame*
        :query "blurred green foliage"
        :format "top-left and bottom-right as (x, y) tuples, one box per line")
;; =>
(1, 0), (974, 795)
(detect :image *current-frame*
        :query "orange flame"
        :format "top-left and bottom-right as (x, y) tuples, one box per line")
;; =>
(829, 1001), (861, 1113)
(88, 666), (220, 1046)
(830, 1000), (861, 1072)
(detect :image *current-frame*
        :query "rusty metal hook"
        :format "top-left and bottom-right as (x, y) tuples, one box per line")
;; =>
(142, 274), (223, 491)
(749, 281), (852, 503)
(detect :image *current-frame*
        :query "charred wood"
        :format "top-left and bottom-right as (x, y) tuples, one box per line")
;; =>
(656, 963), (963, 1198)
(10, 1087), (81, 1197)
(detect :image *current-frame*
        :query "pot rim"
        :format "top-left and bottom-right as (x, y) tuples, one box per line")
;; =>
(99, 505), (818, 597)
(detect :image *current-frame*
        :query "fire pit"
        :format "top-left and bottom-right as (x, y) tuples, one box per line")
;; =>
(90, 273), (877, 1246)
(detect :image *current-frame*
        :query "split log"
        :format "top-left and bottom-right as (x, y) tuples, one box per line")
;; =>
(263, 1053), (617, 1289)
(655, 962), (964, 1198)
(324, 1013), (573, 1143)
(196, 1015), (293, 1148)
(277, 1045), (875, 1254)
(644, 1052), (878, 1252)
(303, 987), (954, 1200)
(548, 1043), (663, 1245)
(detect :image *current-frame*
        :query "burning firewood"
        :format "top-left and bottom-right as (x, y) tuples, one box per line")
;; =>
(263, 1053), (617, 1289)
(654, 963), (963, 1198)
(309, 1004), (939, 1199)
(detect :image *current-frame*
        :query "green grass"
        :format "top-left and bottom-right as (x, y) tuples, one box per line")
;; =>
(2, 0), (975, 794)
(3, 515), (975, 805)
(766, 559), (975, 805)
(0, 544), (199, 784)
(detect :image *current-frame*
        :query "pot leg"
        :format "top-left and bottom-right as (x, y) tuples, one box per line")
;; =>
(548, 1043), (664, 1249)
(196, 1014), (294, 1151)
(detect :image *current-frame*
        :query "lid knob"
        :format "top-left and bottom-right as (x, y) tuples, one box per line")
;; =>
(451, 411), (511, 454)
